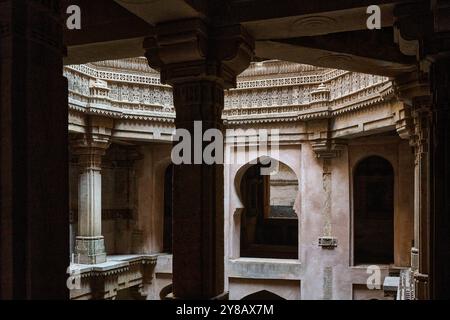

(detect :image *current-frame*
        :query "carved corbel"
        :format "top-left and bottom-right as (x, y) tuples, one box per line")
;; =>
(393, 101), (414, 141)
(393, 72), (431, 142)
(393, 2), (432, 57)
(411, 96), (432, 152)
(311, 139), (345, 159)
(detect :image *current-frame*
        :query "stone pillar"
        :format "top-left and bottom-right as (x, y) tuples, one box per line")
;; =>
(311, 135), (344, 251)
(0, 1), (68, 299)
(144, 19), (254, 299)
(411, 98), (431, 299)
(72, 118), (112, 264)
(311, 138), (344, 300)
(429, 57), (450, 299)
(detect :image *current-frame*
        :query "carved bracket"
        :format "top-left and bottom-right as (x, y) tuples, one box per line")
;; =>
(311, 139), (345, 159)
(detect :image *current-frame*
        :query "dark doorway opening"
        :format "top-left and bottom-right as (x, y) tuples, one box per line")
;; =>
(354, 156), (394, 265)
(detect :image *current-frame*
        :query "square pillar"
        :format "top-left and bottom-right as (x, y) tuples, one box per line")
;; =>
(144, 19), (254, 299)
(0, 0), (68, 299)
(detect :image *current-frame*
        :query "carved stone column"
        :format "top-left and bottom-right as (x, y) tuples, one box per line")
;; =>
(411, 97), (431, 300)
(144, 19), (254, 299)
(394, 72), (432, 299)
(72, 117), (113, 264)
(0, 0), (68, 299)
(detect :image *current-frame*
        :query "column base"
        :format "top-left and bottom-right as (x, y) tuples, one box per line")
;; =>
(414, 272), (429, 300)
(75, 237), (106, 264)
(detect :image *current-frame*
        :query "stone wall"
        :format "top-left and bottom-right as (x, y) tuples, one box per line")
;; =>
(223, 132), (414, 300)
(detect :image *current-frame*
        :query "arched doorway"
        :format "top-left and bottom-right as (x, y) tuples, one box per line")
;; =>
(353, 156), (394, 265)
(240, 160), (298, 259)
(163, 164), (173, 253)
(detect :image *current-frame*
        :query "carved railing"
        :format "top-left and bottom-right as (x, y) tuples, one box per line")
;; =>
(64, 59), (175, 123)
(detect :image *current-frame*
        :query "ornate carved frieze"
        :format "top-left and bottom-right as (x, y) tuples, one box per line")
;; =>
(64, 63), (175, 124)
(223, 67), (391, 124)
(66, 58), (396, 138)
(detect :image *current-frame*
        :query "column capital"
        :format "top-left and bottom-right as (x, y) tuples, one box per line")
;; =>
(71, 115), (113, 163)
(144, 19), (255, 88)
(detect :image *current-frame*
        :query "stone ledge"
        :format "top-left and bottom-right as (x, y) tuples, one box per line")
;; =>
(70, 254), (157, 277)
(228, 258), (301, 280)
(69, 254), (158, 300)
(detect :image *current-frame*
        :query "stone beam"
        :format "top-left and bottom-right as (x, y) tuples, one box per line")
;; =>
(255, 40), (415, 78)
(278, 29), (415, 66)
(114, 0), (203, 25)
(64, 0), (149, 64)
(241, 4), (396, 40)
(65, 38), (146, 67)
(225, 0), (411, 23)
(257, 28), (417, 77)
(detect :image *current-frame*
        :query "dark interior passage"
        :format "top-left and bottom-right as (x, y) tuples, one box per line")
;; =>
(354, 156), (394, 265)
